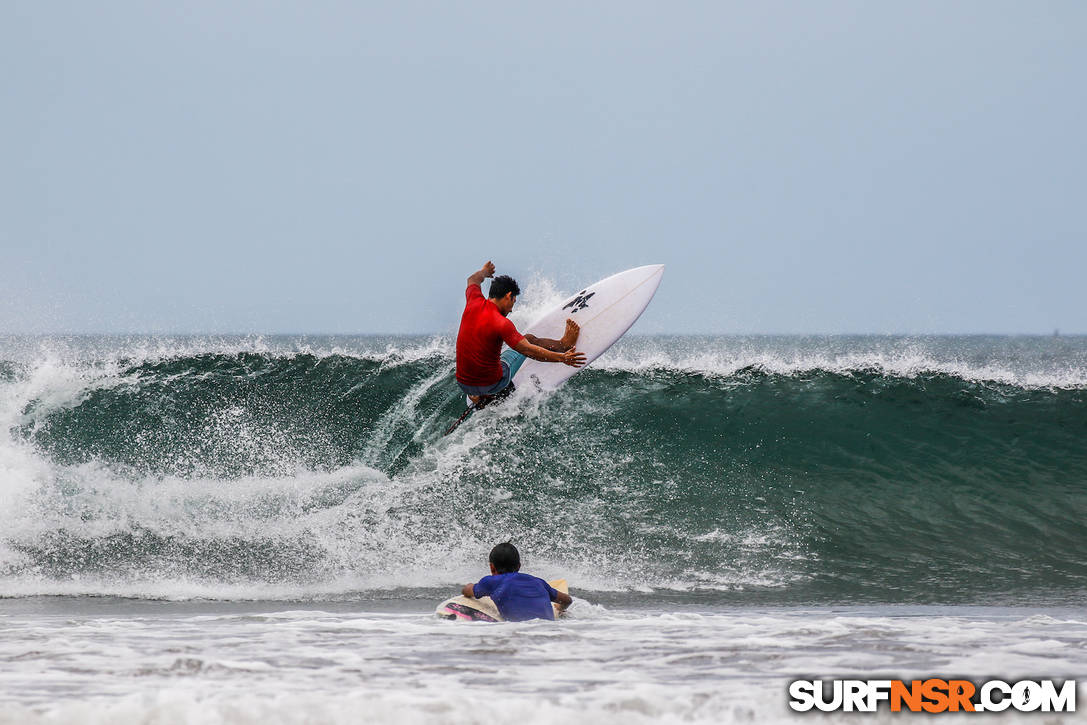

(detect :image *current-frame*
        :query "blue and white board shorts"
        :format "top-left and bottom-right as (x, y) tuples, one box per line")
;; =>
(457, 349), (527, 396)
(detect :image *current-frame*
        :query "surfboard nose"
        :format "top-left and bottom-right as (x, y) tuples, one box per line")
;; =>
(643, 264), (665, 283)
(629, 264), (665, 280)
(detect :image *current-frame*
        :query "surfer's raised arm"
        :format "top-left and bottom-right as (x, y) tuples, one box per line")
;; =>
(467, 261), (495, 288)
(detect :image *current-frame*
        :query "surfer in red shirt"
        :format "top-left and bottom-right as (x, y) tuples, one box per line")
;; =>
(456, 261), (585, 404)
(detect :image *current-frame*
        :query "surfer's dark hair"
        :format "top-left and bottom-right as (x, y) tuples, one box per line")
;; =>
(488, 275), (520, 300)
(488, 542), (521, 574)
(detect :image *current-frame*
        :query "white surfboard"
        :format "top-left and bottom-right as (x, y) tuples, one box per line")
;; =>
(515, 264), (664, 391)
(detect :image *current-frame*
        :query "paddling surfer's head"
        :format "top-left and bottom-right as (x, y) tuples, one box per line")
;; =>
(488, 275), (520, 316)
(488, 542), (521, 574)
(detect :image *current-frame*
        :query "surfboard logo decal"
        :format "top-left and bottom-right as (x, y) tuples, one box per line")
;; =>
(437, 602), (500, 622)
(562, 290), (595, 313)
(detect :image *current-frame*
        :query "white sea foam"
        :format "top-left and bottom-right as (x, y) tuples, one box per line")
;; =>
(3, 331), (1084, 388)
(597, 337), (1087, 389)
(0, 605), (1082, 725)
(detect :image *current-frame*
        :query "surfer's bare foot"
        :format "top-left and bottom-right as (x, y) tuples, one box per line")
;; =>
(560, 319), (580, 349)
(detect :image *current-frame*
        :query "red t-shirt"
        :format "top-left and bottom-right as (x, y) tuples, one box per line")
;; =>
(456, 284), (525, 386)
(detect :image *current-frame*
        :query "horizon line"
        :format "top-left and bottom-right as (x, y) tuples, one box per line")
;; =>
(1, 331), (1083, 338)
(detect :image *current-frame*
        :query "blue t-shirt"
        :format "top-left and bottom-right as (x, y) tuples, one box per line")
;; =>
(473, 572), (558, 622)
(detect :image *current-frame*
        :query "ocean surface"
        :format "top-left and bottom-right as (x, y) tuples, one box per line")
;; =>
(1, 329), (1085, 723)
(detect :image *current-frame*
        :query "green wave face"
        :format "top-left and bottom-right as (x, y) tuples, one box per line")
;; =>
(2, 337), (1086, 603)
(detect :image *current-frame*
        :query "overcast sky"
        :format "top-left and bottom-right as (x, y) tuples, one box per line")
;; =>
(2, 1), (1084, 335)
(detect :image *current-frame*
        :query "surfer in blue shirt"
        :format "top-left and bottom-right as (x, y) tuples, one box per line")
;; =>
(462, 542), (572, 621)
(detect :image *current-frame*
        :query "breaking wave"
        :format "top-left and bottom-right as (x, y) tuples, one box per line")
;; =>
(1, 334), (1085, 604)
